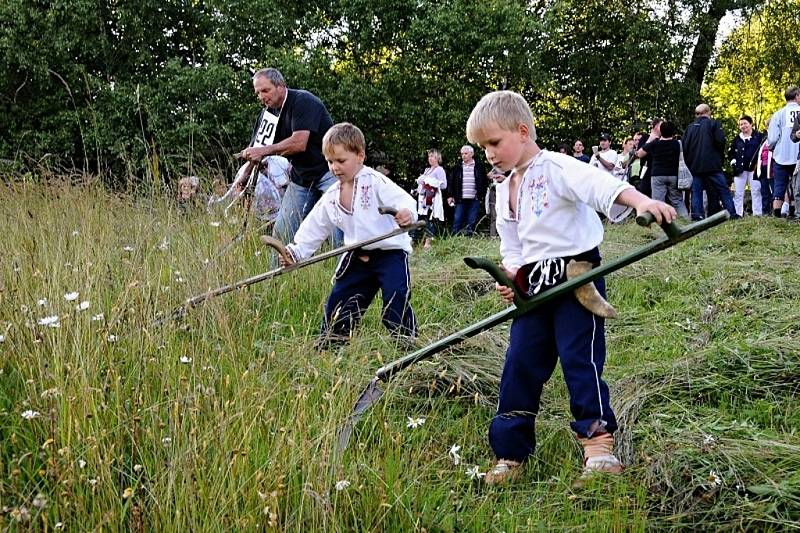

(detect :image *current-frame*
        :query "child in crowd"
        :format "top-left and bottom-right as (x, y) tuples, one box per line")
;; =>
(280, 122), (418, 345)
(177, 176), (201, 213)
(465, 91), (676, 484)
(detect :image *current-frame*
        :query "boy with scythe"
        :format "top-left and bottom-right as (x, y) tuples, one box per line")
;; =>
(275, 122), (418, 345)
(466, 91), (676, 484)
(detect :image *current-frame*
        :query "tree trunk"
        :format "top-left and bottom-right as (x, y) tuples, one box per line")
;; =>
(685, 0), (732, 97)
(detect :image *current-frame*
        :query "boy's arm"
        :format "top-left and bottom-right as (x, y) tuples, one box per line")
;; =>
(375, 175), (418, 225)
(494, 189), (524, 270)
(285, 199), (335, 261)
(614, 188), (677, 225)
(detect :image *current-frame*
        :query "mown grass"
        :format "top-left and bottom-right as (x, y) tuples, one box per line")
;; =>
(1, 180), (799, 530)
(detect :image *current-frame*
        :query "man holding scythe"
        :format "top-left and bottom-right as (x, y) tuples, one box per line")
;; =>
(239, 68), (340, 246)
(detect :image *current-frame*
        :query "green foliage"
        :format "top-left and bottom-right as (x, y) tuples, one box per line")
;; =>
(1, 0), (755, 187)
(704, 0), (800, 131)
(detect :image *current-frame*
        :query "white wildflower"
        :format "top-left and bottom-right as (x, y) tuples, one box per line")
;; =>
(37, 298), (48, 306)
(158, 237), (170, 251)
(703, 434), (715, 446)
(91, 313), (105, 322)
(21, 410), (40, 420)
(107, 334), (118, 342)
(55, 522), (64, 529)
(38, 315), (60, 328)
(32, 493), (47, 509)
(133, 464), (143, 473)
(708, 470), (722, 486)
(465, 465), (485, 480)
(64, 292), (79, 301)
(449, 444), (462, 465)
(76, 301), (90, 311)
(334, 480), (350, 491)
(122, 487), (134, 499)
(71, 230), (79, 236)
(78, 459), (87, 469)
(406, 416), (426, 429)
(162, 437), (172, 446)
(88, 478), (99, 487)
(122, 245), (134, 252)
(255, 250), (262, 257)
(175, 276), (185, 283)
(209, 221), (221, 227)
(0, 335), (4, 343)
(179, 356), (192, 364)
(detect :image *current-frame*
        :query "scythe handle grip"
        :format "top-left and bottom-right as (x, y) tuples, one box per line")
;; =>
(636, 212), (682, 239)
(378, 206), (425, 230)
(463, 257), (526, 306)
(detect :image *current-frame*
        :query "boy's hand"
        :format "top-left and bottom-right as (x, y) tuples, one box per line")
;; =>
(495, 265), (518, 303)
(394, 208), (414, 226)
(636, 198), (677, 225)
(278, 253), (295, 268)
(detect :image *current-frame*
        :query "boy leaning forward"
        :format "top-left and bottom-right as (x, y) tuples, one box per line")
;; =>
(466, 91), (677, 484)
(281, 122), (418, 346)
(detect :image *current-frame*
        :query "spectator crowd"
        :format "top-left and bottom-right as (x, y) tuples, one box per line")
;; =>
(179, 72), (800, 247)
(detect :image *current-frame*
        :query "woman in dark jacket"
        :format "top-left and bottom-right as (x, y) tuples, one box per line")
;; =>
(728, 115), (764, 216)
(635, 121), (689, 218)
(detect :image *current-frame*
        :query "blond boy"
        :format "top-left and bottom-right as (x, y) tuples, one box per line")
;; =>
(282, 123), (418, 344)
(466, 91), (676, 483)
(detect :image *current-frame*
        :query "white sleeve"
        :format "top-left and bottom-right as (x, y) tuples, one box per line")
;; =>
(435, 167), (448, 190)
(559, 160), (634, 218)
(375, 176), (418, 222)
(768, 110), (782, 149)
(494, 184), (524, 269)
(285, 199), (335, 261)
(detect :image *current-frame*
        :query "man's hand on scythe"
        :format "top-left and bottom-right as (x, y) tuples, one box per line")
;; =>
(238, 146), (270, 162)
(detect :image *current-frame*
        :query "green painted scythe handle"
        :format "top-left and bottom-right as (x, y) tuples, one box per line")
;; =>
(336, 211), (728, 456)
(373, 211), (728, 382)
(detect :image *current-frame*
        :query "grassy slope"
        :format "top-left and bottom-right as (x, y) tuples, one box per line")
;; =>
(1, 182), (799, 531)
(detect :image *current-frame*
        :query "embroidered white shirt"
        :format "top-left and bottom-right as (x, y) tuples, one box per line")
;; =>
(495, 151), (633, 269)
(287, 166), (418, 260)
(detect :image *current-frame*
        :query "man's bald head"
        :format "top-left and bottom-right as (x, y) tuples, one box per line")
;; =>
(695, 103), (711, 116)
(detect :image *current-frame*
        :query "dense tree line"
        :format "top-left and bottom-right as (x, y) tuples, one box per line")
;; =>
(0, 0), (781, 189)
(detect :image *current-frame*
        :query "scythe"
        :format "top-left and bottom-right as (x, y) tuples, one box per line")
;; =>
(152, 207), (425, 327)
(335, 210), (729, 455)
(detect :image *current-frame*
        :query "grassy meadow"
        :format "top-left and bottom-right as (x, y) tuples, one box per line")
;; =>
(1, 180), (799, 531)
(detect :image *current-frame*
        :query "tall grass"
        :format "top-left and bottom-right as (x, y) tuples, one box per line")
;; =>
(1, 180), (799, 530)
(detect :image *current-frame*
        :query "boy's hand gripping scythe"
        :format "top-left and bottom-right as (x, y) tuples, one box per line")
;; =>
(335, 211), (729, 456)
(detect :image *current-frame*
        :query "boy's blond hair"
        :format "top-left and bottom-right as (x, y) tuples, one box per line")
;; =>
(323, 122), (366, 156)
(466, 91), (537, 143)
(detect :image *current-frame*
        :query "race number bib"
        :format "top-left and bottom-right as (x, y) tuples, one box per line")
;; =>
(785, 107), (800, 129)
(252, 109), (279, 148)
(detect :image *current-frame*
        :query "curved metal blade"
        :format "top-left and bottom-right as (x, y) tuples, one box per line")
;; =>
(335, 377), (384, 456)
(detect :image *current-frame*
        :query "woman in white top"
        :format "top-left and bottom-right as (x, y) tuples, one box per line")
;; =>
(416, 149), (447, 250)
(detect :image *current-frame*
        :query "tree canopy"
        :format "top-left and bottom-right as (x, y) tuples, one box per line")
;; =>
(1, 0), (794, 188)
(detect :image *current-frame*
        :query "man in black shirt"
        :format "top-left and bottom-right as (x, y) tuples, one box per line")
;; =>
(241, 68), (338, 244)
